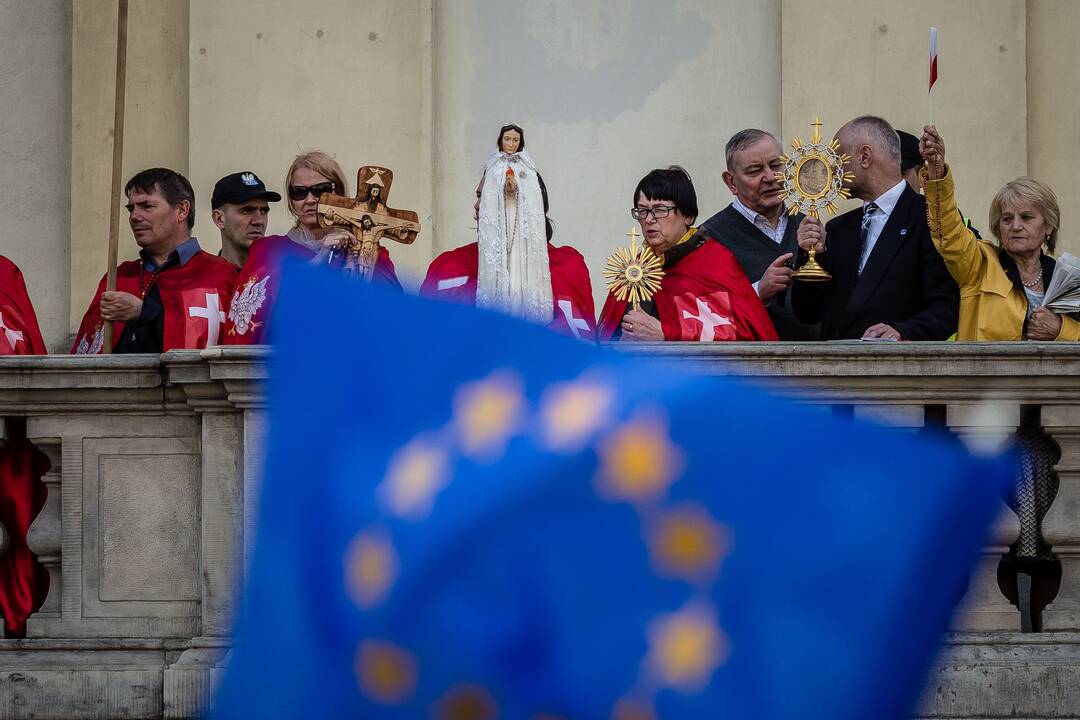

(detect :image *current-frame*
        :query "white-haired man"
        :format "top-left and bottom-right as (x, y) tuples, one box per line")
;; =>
(792, 115), (958, 340)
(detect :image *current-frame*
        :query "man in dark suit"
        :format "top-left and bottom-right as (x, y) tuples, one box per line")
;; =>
(791, 116), (958, 340)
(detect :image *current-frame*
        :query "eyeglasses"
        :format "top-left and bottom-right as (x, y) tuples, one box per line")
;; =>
(630, 205), (678, 220)
(288, 182), (337, 201)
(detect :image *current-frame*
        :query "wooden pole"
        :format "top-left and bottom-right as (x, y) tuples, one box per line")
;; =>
(103, 0), (129, 354)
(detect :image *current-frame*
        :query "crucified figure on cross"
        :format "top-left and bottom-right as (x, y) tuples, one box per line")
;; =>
(316, 166), (421, 282)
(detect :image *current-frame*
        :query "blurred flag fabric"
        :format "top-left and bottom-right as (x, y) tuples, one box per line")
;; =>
(213, 262), (1011, 720)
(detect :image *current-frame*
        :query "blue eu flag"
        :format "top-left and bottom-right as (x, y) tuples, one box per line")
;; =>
(213, 263), (1010, 719)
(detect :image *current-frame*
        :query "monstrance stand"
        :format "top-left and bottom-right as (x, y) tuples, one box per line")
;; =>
(776, 117), (855, 282)
(603, 227), (664, 310)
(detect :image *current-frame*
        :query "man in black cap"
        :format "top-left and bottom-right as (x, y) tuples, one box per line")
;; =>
(211, 171), (281, 267)
(897, 130), (924, 193)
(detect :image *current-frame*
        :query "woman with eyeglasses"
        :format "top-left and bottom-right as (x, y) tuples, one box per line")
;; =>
(223, 150), (402, 345)
(596, 166), (777, 342)
(920, 126), (1080, 341)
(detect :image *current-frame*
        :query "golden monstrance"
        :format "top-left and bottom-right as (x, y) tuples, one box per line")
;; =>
(776, 118), (855, 282)
(603, 227), (664, 308)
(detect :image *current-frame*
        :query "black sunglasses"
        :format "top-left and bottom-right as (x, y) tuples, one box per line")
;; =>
(288, 182), (337, 201)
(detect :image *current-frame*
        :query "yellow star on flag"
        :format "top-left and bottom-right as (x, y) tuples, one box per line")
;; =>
(649, 504), (730, 582)
(596, 414), (683, 504)
(611, 698), (656, 720)
(435, 684), (498, 720)
(646, 603), (727, 691)
(378, 437), (450, 520)
(355, 639), (417, 705)
(345, 531), (399, 609)
(539, 376), (615, 452)
(453, 370), (525, 460)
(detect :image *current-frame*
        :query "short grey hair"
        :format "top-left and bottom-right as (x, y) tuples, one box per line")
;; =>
(842, 116), (901, 165)
(724, 129), (780, 171)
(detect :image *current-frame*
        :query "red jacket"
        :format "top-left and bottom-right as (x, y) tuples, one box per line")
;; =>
(72, 250), (238, 353)
(0, 255), (47, 355)
(223, 234), (402, 345)
(597, 237), (777, 341)
(420, 242), (596, 339)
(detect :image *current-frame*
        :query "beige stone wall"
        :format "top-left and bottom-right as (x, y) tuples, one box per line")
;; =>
(6, 0), (1080, 338)
(187, 0), (434, 289)
(1028, 0), (1080, 258)
(0, 1), (71, 351)
(70, 0), (189, 337)
(781, 0), (1027, 237)
(434, 0), (782, 309)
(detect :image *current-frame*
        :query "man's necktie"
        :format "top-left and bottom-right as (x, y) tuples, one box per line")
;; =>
(858, 202), (879, 275)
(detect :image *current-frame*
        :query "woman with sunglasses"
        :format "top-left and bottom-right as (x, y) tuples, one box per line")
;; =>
(223, 151), (402, 345)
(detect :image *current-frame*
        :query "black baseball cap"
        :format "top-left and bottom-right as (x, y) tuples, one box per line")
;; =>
(211, 171), (282, 209)
(897, 131), (922, 172)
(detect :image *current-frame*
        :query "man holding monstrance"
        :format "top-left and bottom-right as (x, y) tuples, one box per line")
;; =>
(787, 116), (958, 341)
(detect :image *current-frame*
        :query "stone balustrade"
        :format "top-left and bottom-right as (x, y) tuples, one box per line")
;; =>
(0, 344), (1078, 718)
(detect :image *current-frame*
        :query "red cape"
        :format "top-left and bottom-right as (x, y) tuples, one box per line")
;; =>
(0, 256), (47, 355)
(71, 250), (238, 354)
(223, 234), (402, 345)
(419, 242), (596, 339)
(597, 238), (778, 341)
(0, 437), (50, 636)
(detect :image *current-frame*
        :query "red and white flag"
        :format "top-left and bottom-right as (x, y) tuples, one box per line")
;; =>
(929, 27), (939, 92)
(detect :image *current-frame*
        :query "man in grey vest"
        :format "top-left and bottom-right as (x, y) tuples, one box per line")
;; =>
(698, 129), (819, 340)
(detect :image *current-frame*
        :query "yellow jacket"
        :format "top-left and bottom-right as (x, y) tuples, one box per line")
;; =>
(924, 167), (1080, 341)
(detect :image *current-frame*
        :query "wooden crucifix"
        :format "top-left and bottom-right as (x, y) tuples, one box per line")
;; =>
(316, 166), (420, 282)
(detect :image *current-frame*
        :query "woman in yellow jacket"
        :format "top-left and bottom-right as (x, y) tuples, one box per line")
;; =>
(920, 125), (1080, 341)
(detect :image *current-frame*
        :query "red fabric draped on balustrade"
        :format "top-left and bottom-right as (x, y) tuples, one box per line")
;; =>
(0, 434), (50, 637)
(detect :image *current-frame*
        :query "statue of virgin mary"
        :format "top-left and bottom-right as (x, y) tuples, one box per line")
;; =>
(475, 123), (553, 325)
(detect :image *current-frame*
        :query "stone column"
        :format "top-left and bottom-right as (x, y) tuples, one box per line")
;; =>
(947, 402), (1023, 631)
(163, 348), (265, 718)
(163, 373), (239, 718)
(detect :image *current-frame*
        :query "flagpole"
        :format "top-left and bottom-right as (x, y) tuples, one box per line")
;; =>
(103, 0), (129, 354)
(928, 26), (938, 128)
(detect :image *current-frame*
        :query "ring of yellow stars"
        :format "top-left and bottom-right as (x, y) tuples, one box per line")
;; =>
(356, 639), (417, 705)
(646, 604), (728, 691)
(345, 531), (399, 609)
(453, 370), (525, 460)
(435, 684), (498, 720)
(596, 414), (683, 504)
(539, 377), (615, 452)
(379, 437), (450, 520)
(649, 504), (730, 582)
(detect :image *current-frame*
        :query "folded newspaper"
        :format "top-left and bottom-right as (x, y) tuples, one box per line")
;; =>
(1042, 252), (1080, 312)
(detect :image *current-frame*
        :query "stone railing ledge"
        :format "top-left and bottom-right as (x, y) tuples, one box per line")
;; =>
(164, 347), (269, 412)
(609, 341), (1080, 402)
(0, 355), (166, 414)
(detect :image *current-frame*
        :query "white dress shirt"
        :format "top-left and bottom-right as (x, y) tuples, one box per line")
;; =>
(858, 179), (907, 274)
(732, 197), (788, 244)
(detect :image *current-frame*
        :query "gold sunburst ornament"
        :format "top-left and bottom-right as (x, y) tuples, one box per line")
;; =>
(604, 227), (665, 308)
(776, 117), (855, 282)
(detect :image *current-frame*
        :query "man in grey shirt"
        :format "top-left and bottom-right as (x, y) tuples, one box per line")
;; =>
(698, 129), (818, 340)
